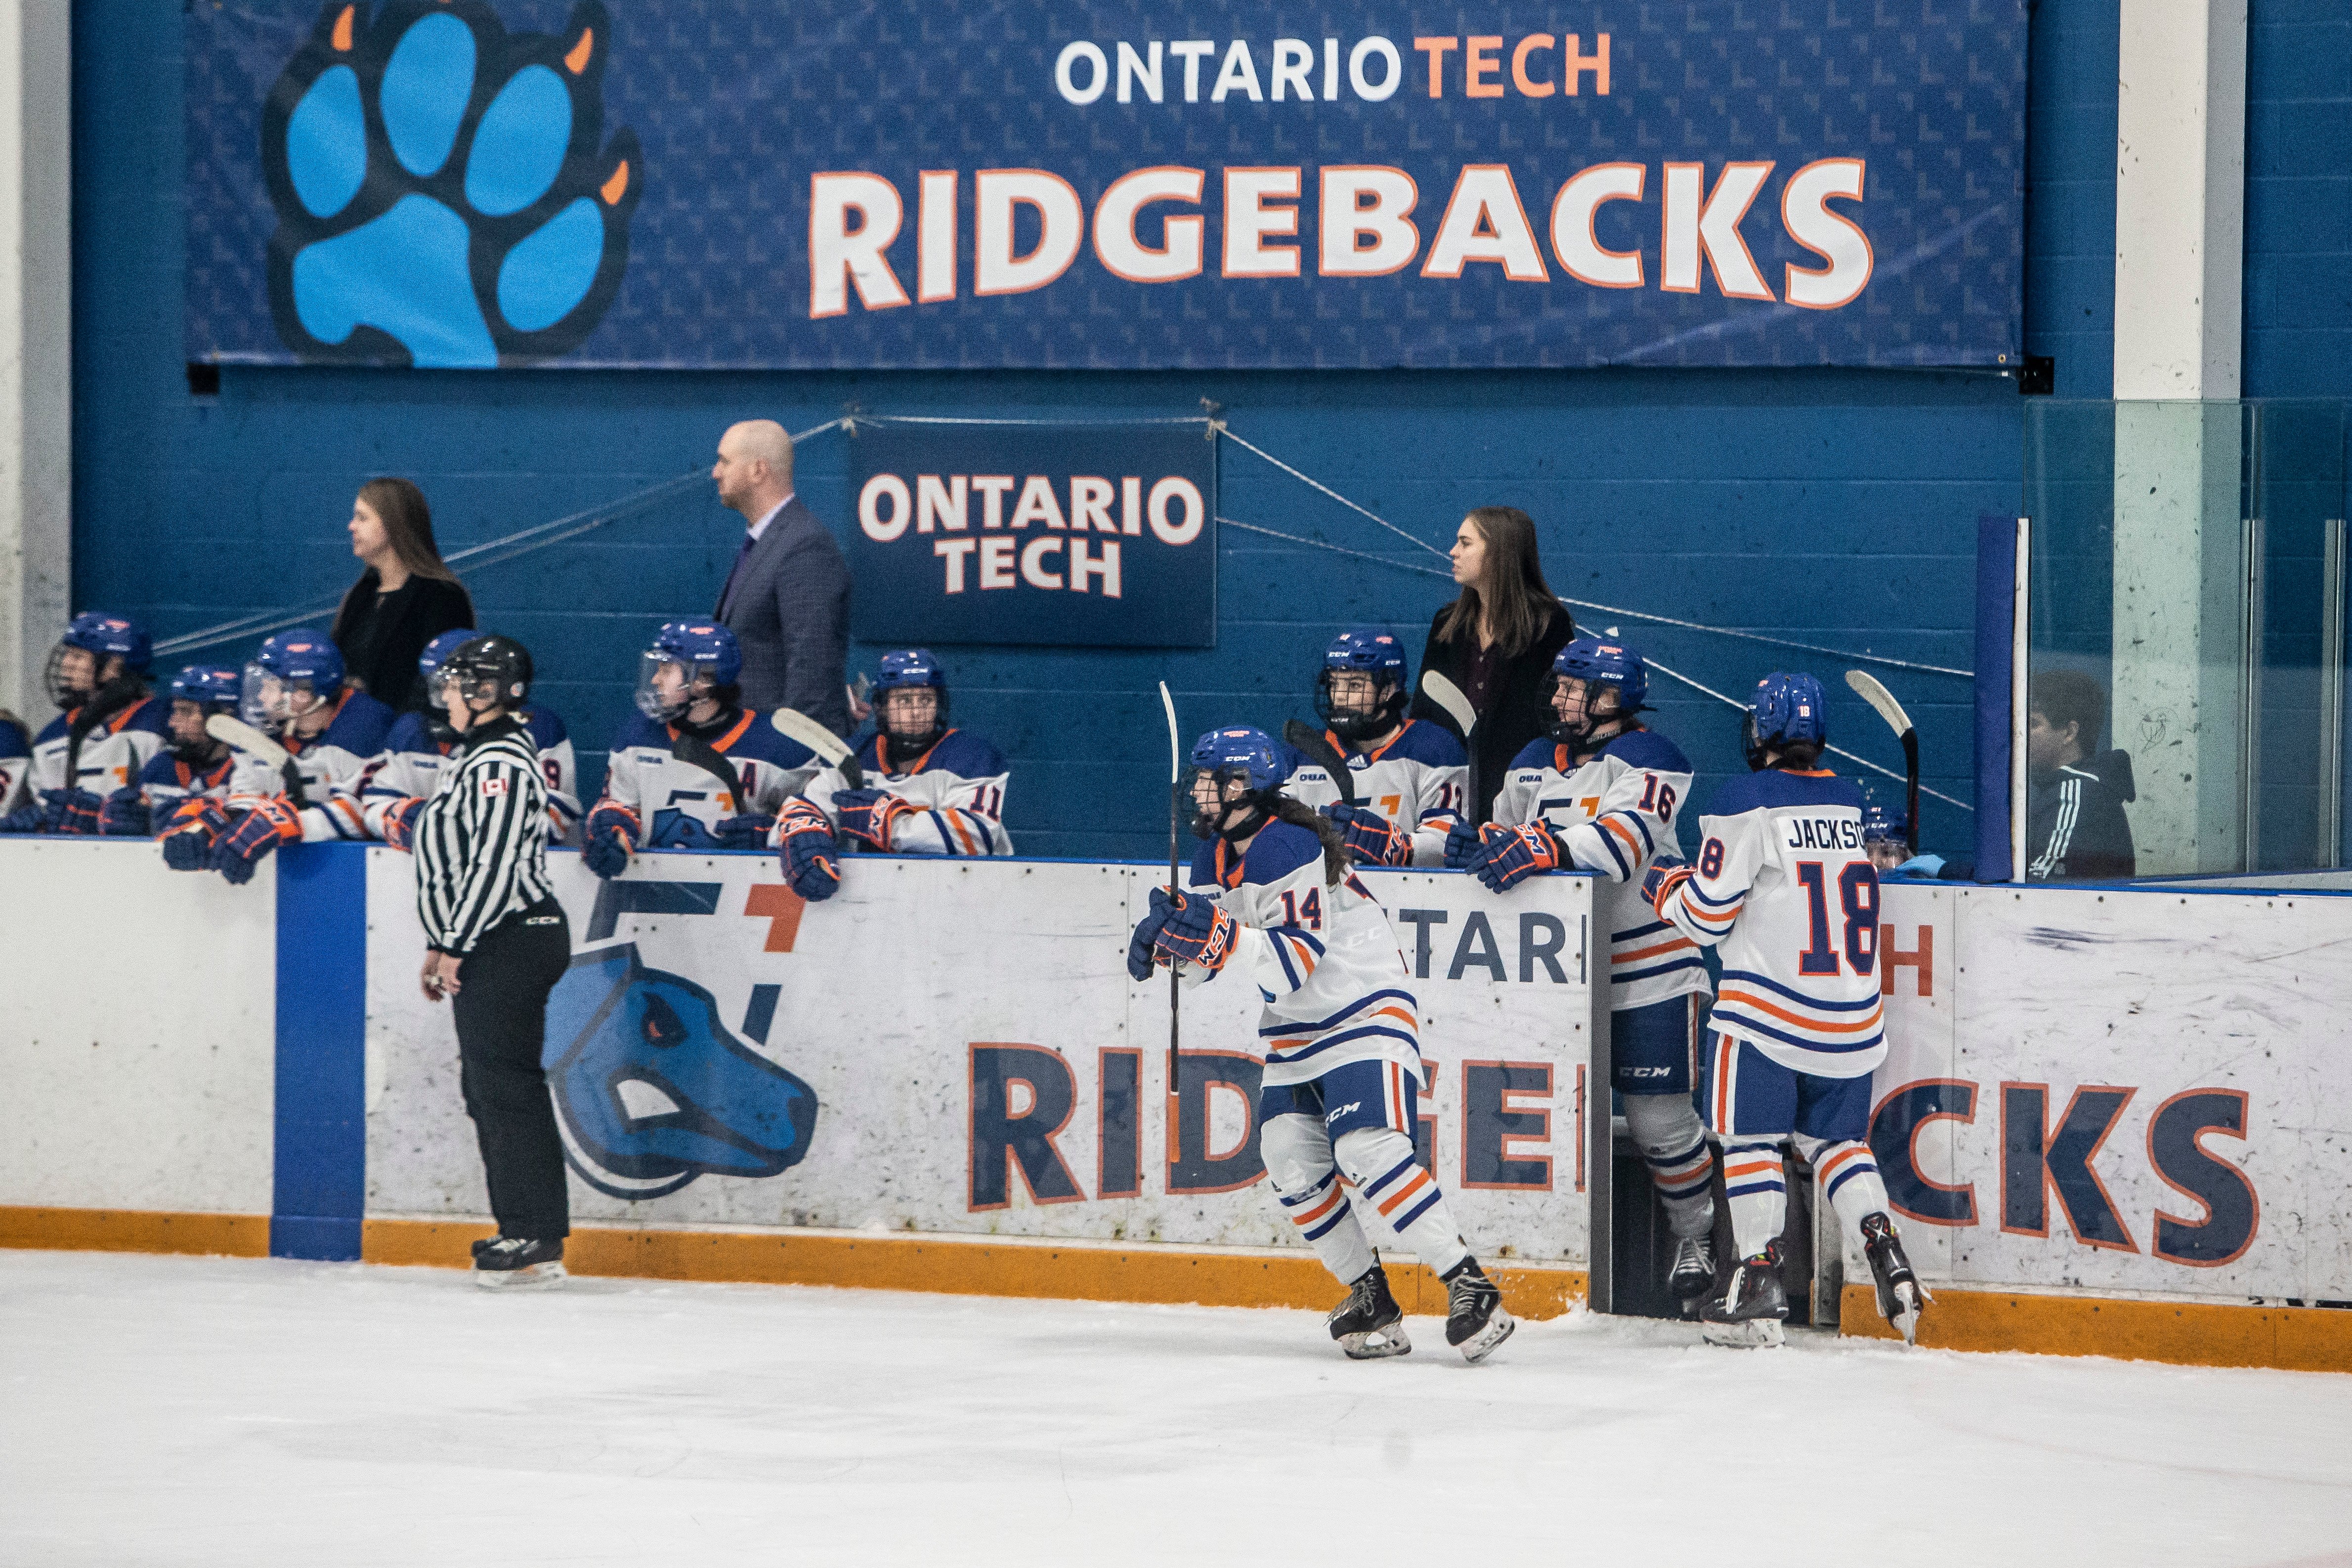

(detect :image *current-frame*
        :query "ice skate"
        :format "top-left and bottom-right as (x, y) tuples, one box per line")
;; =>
(1327, 1265), (1411, 1359)
(472, 1236), (567, 1291)
(1701, 1243), (1786, 1348)
(1441, 1258), (1514, 1363)
(1668, 1234), (1717, 1316)
(1861, 1212), (1929, 1345)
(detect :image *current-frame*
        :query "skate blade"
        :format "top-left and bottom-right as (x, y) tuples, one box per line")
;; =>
(473, 1261), (567, 1291)
(1890, 1283), (1925, 1347)
(1453, 1308), (1515, 1365)
(1338, 1323), (1413, 1360)
(1701, 1317), (1786, 1349)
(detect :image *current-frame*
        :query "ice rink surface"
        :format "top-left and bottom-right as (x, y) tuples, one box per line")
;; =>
(3, 1252), (2348, 1568)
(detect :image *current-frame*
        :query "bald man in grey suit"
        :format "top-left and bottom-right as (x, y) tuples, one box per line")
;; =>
(710, 420), (852, 737)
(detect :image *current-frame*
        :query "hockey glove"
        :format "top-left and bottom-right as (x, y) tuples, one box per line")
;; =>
(100, 788), (151, 837)
(1466, 821), (1564, 892)
(1442, 817), (1486, 869)
(379, 796), (425, 852)
(776, 799), (842, 901)
(713, 811), (777, 850)
(830, 787), (908, 851)
(212, 796), (303, 885)
(1126, 885), (1184, 980)
(582, 801), (640, 880)
(1642, 855), (1694, 920)
(53, 788), (108, 836)
(1151, 888), (1237, 977)
(0, 799), (47, 833)
(1325, 802), (1413, 867)
(159, 799), (229, 870)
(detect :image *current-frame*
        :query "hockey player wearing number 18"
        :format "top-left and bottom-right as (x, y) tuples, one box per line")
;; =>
(1126, 727), (1514, 1364)
(1454, 636), (1720, 1313)
(1645, 674), (1928, 1347)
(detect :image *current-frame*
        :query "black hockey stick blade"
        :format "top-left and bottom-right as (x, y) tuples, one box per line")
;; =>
(1282, 720), (1359, 807)
(670, 732), (743, 816)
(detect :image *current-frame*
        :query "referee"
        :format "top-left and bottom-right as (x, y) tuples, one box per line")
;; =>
(414, 634), (573, 1289)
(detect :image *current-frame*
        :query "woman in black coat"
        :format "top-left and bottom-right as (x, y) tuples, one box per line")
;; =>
(1409, 505), (1574, 826)
(330, 477), (475, 712)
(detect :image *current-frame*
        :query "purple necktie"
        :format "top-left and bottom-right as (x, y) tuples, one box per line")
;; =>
(715, 530), (756, 619)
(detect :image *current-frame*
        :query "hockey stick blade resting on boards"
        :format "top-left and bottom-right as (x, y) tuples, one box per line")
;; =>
(206, 714), (309, 806)
(1844, 670), (1920, 848)
(1282, 720), (1359, 807)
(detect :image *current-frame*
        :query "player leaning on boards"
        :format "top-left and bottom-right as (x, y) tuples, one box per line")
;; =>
(359, 631), (581, 848)
(1644, 674), (1927, 1347)
(411, 636), (574, 1289)
(1278, 629), (1466, 867)
(1127, 726), (1514, 1364)
(774, 648), (1014, 901)
(0, 612), (169, 833)
(96, 666), (242, 838)
(1450, 636), (1722, 1313)
(581, 621), (820, 879)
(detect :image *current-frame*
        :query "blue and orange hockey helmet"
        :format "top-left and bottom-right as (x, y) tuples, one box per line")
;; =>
(243, 629), (345, 731)
(1548, 635), (1648, 748)
(417, 629), (480, 683)
(638, 621), (742, 719)
(1189, 725), (1285, 839)
(169, 664), (243, 712)
(1861, 796), (1909, 846)
(47, 610), (153, 707)
(1314, 629), (1410, 741)
(873, 648), (950, 752)
(1743, 672), (1828, 770)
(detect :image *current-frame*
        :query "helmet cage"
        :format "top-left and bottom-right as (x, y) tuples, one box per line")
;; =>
(1313, 667), (1405, 743)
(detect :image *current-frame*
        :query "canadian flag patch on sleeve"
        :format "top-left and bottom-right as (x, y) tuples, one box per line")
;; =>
(480, 776), (509, 797)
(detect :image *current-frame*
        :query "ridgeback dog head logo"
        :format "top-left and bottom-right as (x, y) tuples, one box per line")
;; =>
(542, 943), (818, 1199)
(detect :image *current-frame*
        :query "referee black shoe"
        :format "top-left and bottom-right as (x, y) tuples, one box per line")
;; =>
(472, 1236), (566, 1291)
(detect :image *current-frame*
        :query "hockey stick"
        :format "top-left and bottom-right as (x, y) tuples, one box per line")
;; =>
(1158, 681), (1182, 1121)
(770, 707), (866, 790)
(1281, 720), (1359, 806)
(1420, 669), (1480, 825)
(205, 714), (310, 807)
(1845, 670), (1920, 848)
(670, 732), (742, 817)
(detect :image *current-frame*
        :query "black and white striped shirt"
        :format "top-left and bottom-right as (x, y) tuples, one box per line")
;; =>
(414, 717), (555, 956)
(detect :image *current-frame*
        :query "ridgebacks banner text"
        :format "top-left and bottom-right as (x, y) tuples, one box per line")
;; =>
(847, 421), (1217, 646)
(185, 0), (2025, 371)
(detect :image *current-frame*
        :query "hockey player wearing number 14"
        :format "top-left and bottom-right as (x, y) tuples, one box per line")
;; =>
(1126, 727), (1514, 1364)
(1645, 673), (1928, 1348)
(1454, 636), (1721, 1313)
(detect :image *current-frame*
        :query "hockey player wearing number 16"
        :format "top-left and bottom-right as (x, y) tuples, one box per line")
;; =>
(1645, 674), (1928, 1347)
(1127, 727), (1514, 1364)
(1454, 636), (1721, 1313)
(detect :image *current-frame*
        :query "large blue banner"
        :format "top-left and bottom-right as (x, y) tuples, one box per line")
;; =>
(185, 1), (2025, 371)
(845, 421), (1218, 647)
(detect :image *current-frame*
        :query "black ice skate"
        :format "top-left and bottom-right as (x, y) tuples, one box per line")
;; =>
(1668, 1234), (1718, 1316)
(1440, 1258), (1515, 1364)
(1701, 1242), (1787, 1348)
(472, 1236), (566, 1291)
(1861, 1212), (1930, 1346)
(1328, 1265), (1412, 1359)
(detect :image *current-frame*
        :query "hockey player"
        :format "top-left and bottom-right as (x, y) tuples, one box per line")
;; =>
(1452, 636), (1719, 1312)
(0, 709), (29, 818)
(0, 611), (169, 835)
(583, 621), (818, 879)
(1862, 798), (1947, 880)
(1126, 726), (1514, 1364)
(780, 649), (1012, 890)
(1645, 673), (1928, 1347)
(1278, 629), (1465, 867)
(202, 630), (397, 883)
(101, 665), (243, 844)
(361, 630), (581, 846)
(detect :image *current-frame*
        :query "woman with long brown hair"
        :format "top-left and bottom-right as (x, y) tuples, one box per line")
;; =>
(330, 477), (475, 711)
(1409, 505), (1575, 825)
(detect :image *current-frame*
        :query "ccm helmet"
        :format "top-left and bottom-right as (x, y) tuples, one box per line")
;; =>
(1313, 630), (1410, 743)
(873, 648), (949, 760)
(243, 629), (345, 733)
(165, 664), (242, 763)
(1742, 672), (1828, 771)
(1188, 725), (1285, 843)
(1547, 635), (1648, 751)
(46, 611), (153, 709)
(636, 621), (742, 720)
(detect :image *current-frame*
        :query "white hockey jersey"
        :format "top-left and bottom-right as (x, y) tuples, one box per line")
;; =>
(798, 727), (1013, 856)
(598, 709), (819, 849)
(0, 717), (30, 816)
(1182, 820), (1420, 1090)
(21, 695), (171, 800)
(218, 687), (397, 843)
(1658, 766), (1885, 1077)
(1492, 728), (1709, 1011)
(120, 749), (239, 824)
(360, 707), (581, 844)
(1279, 719), (1465, 867)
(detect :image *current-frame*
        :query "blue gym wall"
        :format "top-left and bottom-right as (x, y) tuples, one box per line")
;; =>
(82, 0), (2336, 868)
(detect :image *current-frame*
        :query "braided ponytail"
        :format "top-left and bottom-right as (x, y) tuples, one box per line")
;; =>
(1268, 793), (1350, 886)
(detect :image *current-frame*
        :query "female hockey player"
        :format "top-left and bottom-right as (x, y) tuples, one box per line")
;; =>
(582, 621), (819, 879)
(1453, 636), (1721, 1314)
(101, 665), (241, 842)
(1126, 726), (1513, 1364)
(360, 630), (581, 846)
(201, 629), (396, 883)
(1645, 673), (1929, 1347)
(1277, 629), (1465, 867)
(0, 611), (169, 835)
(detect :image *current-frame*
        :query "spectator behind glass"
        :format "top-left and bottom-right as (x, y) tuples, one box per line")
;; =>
(330, 477), (475, 712)
(1408, 505), (1575, 825)
(2025, 669), (2137, 880)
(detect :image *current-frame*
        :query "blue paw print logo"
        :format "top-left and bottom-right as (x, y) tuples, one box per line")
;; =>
(261, 1), (641, 367)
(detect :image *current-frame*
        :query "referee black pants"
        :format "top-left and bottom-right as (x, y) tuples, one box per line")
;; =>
(452, 897), (572, 1240)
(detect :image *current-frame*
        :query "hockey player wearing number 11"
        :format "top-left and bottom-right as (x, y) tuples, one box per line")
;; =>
(1644, 673), (1928, 1348)
(1126, 727), (1514, 1364)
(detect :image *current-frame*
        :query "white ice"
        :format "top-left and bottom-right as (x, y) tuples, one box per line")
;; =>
(3, 1252), (2348, 1567)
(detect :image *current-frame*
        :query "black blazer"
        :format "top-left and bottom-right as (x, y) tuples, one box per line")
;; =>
(714, 495), (852, 736)
(331, 572), (474, 712)
(1409, 601), (1575, 825)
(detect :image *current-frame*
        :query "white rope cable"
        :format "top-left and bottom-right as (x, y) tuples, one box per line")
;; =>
(851, 414), (1211, 427)
(1215, 426), (1454, 562)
